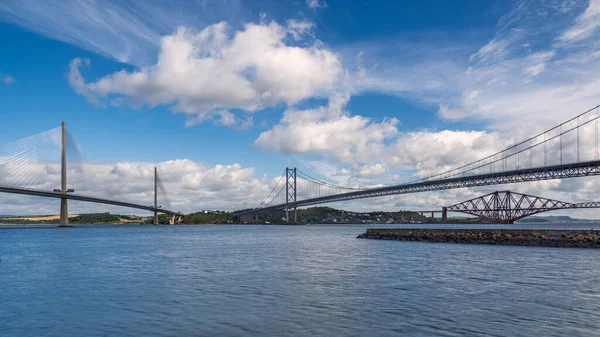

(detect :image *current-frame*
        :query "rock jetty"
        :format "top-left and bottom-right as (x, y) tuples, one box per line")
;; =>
(357, 228), (600, 248)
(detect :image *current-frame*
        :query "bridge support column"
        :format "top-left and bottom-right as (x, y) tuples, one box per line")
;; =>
(442, 207), (447, 223)
(285, 167), (297, 223)
(154, 167), (158, 225)
(59, 122), (69, 227)
(60, 198), (68, 227)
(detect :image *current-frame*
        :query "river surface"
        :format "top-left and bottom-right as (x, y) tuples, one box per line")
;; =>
(2, 223), (600, 336)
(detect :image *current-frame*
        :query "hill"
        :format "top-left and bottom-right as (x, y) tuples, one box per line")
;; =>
(0, 213), (142, 225)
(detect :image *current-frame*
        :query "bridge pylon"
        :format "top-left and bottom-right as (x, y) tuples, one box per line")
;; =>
(59, 122), (69, 227)
(285, 167), (297, 223)
(154, 167), (158, 225)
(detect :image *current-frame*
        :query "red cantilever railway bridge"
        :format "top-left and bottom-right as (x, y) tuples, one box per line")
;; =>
(440, 191), (600, 224)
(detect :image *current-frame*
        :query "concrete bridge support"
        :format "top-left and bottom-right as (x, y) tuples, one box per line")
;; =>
(168, 215), (184, 225)
(442, 207), (448, 222)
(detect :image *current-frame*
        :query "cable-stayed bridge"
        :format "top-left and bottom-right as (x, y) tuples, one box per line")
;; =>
(0, 122), (181, 226)
(236, 105), (600, 222)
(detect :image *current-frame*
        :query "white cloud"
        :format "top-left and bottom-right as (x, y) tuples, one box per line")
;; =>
(5, 0), (600, 217)
(469, 38), (512, 66)
(355, 164), (386, 177)
(437, 104), (465, 120)
(0, 0), (246, 66)
(559, 0), (600, 42)
(2, 75), (14, 85)
(0, 157), (273, 214)
(254, 93), (399, 162)
(68, 58), (96, 103)
(287, 19), (314, 40)
(411, 0), (600, 135)
(256, 93), (509, 184)
(184, 109), (253, 129)
(306, 0), (327, 9)
(69, 21), (342, 128)
(333, 168), (351, 176)
(523, 50), (555, 80)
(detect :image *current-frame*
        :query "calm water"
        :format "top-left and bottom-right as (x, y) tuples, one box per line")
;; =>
(2, 224), (600, 336)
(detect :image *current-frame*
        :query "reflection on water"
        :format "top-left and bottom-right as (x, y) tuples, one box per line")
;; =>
(1, 224), (600, 336)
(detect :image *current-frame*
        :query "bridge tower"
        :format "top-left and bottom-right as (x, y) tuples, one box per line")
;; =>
(285, 167), (297, 223)
(154, 167), (158, 225)
(59, 122), (69, 227)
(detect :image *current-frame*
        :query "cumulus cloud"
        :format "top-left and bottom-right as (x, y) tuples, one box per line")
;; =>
(355, 164), (386, 177)
(68, 21), (342, 128)
(333, 168), (351, 176)
(255, 93), (399, 161)
(0, 157), (274, 215)
(255, 92), (510, 185)
(68, 58), (95, 103)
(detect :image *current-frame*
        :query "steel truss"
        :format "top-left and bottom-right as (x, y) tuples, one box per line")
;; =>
(448, 191), (574, 223)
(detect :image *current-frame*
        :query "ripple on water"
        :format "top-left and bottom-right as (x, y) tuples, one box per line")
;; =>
(1, 224), (600, 336)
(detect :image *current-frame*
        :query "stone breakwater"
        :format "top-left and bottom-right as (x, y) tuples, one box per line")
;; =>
(357, 228), (600, 248)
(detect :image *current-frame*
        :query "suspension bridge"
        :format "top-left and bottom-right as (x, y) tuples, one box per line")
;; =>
(0, 122), (181, 226)
(236, 105), (600, 222)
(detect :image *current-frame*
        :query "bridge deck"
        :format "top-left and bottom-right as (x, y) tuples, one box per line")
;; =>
(0, 186), (181, 215)
(236, 160), (600, 215)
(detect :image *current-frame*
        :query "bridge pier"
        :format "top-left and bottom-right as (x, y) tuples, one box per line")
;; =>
(59, 197), (68, 227)
(442, 207), (447, 223)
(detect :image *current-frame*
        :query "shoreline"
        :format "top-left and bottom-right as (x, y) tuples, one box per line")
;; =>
(358, 228), (600, 248)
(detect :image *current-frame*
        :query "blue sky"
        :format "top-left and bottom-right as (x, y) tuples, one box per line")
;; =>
(0, 0), (505, 174)
(1, 0), (600, 214)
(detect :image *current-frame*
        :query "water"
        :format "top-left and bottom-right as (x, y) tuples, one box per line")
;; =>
(1, 224), (600, 337)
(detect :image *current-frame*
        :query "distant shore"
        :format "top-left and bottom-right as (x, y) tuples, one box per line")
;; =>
(358, 228), (600, 248)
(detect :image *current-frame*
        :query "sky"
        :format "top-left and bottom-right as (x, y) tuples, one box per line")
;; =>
(1, 0), (600, 217)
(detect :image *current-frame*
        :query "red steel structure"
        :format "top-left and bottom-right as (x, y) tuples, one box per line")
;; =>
(444, 191), (600, 223)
